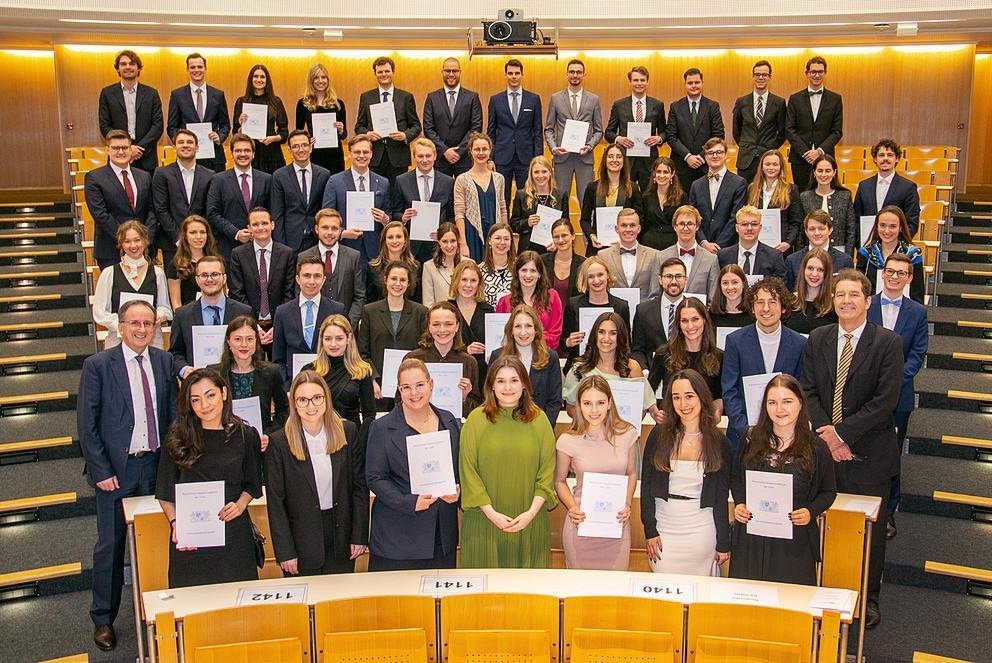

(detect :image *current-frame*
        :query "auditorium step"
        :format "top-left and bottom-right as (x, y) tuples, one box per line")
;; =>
(924, 335), (992, 372)
(0, 284), (88, 314)
(884, 512), (992, 593)
(0, 200), (72, 215)
(948, 211), (991, 227)
(907, 408), (992, 460)
(0, 243), (84, 267)
(0, 336), (96, 375)
(898, 454), (992, 520)
(933, 283), (992, 309)
(0, 227), (76, 248)
(914, 367), (992, 412)
(942, 243), (992, 264)
(0, 456), (90, 512)
(926, 305), (992, 339)
(946, 225), (992, 244)
(0, 368), (81, 415)
(938, 261), (992, 286)
(0, 262), (86, 288)
(0, 308), (93, 342)
(0, 213), (75, 230)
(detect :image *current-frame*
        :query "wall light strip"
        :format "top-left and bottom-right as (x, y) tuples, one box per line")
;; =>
(61, 18), (160, 26)
(167, 22), (264, 28)
(0, 49), (53, 58)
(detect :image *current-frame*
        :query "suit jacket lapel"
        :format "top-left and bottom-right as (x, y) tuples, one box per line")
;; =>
(110, 347), (136, 415)
(299, 444), (320, 504)
(893, 299), (910, 336)
(134, 84), (145, 115)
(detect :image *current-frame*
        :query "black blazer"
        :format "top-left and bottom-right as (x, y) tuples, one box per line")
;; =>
(639, 189), (683, 251)
(785, 246), (854, 290)
(168, 297), (253, 376)
(604, 96), (666, 158)
(422, 87), (484, 174)
(785, 89), (843, 161)
(579, 181), (644, 253)
(390, 168), (455, 262)
(754, 183), (804, 251)
(453, 298), (495, 383)
(800, 323), (904, 484)
(487, 89), (544, 166)
(354, 88), (422, 169)
(228, 241), (297, 319)
(98, 82), (164, 172)
(271, 296), (347, 386)
(631, 296), (669, 370)
(166, 84), (231, 166)
(510, 189), (571, 253)
(562, 293), (630, 371)
(150, 162), (213, 248)
(264, 422), (368, 569)
(665, 96), (724, 164)
(298, 243), (367, 328)
(688, 171), (748, 247)
(731, 92), (787, 171)
(366, 405), (460, 561)
(205, 168), (272, 258)
(717, 242), (787, 281)
(210, 361), (289, 434)
(270, 163), (332, 252)
(853, 173), (922, 237)
(357, 299), (429, 380)
(83, 165), (156, 263)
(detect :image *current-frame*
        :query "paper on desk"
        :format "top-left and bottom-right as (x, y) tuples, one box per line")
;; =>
(406, 430), (457, 496)
(578, 306), (612, 354)
(175, 480), (225, 548)
(746, 469), (793, 539)
(561, 119), (590, 153)
(240, 103), (268, 139)
(595, 206), (622, 246)
(346, 190), (375, 231)
(232, 396), (263, 436)
(809, 587), (856, 617)
(186, 122), (215, 159)
(236, 585), (308, 606)
(379, 348), (409, 398)
(292, 353), (317, 379)
(759, 208), (782, 246)
(426, 362), (463, 419)
(577, 472), (628, 539)
(369, 101), (398, 135)
(484, 313), (511, 360)
(191, 325), (226, 368)
(609, 380), (645, 431)
(529, 204), (563, 248)
(707, 581), (780, 606)
(312, 112), (339, 149)
(742, 371), (780, 425)
(609, 287), (639, 328)
(409, 201), (441, 242)
(626, 122), (652, 157)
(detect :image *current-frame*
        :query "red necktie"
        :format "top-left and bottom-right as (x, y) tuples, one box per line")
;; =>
(324, 249), (334, 277)
(121, 170), (135, 209)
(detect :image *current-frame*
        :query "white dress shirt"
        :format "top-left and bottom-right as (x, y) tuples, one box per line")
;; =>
(189, 82), (207, 108)
(676, 241), (697, 276)
(807, 87), (823, 122)
(879, 293), (902, 331)
(121, 343), (159, 453)
(875, 172), (894, 211)
(377, 86), (396, 102)
(762, 180), (778, 209)
(179, 164), (196, 203)
(351, 167), (371, 191)
(444, 85), (461, 106)
(619, 242), (639, 284)
(320, 243), (338, 273)
(630, 94), (647, 121)
(708, 167), (727, 208)
(837, 319), (867, 362)
(109, 162), (139, 207)
(753, 91), (768, 119)
(234, 166), (253, 200)
(300, 293), (322, 329)
(756, 323), (782, 374)
(738, 242), (760, 274)
(254, 240), (273, 281)
(294, 162), (312, 197)
(122, 83), (137, 138)
(417, 169), (435, 201)
(661, 295), (684, 338)
(568, 89), (584, 115)
(304, 427), (334, 510)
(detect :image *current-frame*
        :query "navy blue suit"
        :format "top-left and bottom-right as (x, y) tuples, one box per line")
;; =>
(785, 246), (853, 290)
(717, 242), (787, 281)
(84, 165), (156, 268)
(853, 173), (922, 237)
(205, 168), (272, 258)
(166, 84), (231, 171)
(868, 295), (927, 415)
(487, 89), (543, 199)
(150, 162), (213, 261)
(390, 168), (455, 264)
(721, 323), (807, 448)
(270, 163), (331, 252)
(271, 296), (346, 387)
(689, 172), (747, 248)
(78, 344), (177, 626)
(321, 169), (391, 262)
(168, 297), (253, 376)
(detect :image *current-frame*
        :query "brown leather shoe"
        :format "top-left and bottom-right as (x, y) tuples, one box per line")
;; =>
(94, 624), (116, 651)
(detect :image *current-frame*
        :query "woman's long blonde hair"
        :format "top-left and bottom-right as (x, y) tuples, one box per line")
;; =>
(284, 370), (347, 461)
(312, 315), (372, 379)
(301, 64), (340, 111)
(566, 375), (633, 444)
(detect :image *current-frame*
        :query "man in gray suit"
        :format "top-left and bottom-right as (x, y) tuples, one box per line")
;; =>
(658, 204), (720, 300)
(596, 208), (662, 301)
(544, 59), (603, 200)
(298, 208), (366, 328)
(732, 60), (787, 186)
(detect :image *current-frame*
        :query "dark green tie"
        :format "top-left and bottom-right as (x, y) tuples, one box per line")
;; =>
(690, 101), (698, 126)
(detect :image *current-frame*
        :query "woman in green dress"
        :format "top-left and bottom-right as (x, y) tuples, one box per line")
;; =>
(459, 355), (558, 568)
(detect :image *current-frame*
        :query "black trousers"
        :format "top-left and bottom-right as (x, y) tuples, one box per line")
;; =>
(298, 509), (355, 576)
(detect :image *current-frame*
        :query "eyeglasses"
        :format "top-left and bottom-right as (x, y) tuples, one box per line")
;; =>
(737, 222), (761, 229)
(442, 69), (461, 74)
(753, 73), (771, 79)
(398, 381), (430, 395)
(674, 221), (696, 229)
(195, 272), (224, 281)
(807, 69), (826, 76)
(123, 320), (155, 329)
(661, 274), (687, 282)
(108, 145), (131, 152)
(883, 268), (910, 278)
(295, 394), (325, 408)
(705, 149), (726, 156)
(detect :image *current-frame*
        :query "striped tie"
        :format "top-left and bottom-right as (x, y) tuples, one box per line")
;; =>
(832, 333), (854, 424)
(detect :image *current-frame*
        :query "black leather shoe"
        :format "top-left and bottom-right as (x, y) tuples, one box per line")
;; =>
(886, 515), (897, 540)
(94, 624), (116, 651)
(865, 600), (881, 630)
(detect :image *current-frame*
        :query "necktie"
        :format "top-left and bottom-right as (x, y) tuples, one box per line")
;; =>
(448, 90), (457, 115)
(303, 300), (315, 348)
(324, 249), (334, 277)
(571, 93), (578, 117)
(832, 333), (854, 424)
(667, 303), (676, 335)
(876, 178), (888, 211)
(680, 247), (695, 257)
(510, 91), (519, 122)
(755, 95), (764, 127)
(382, 91), (390, 103)
(358, 175), (366, 192)
(690, 101), (698, 126)
(240, 173), (250, 210)
(742, 250), (753, 275)
(258, 248), (270, 319)
(300, 168), (308, 202)
(635, 99), (644, 123)
(207, 304), (221, 325)
(195, 88), (205, 122)
(421, 174), (431, 201)
(134, 356), (159, 451)
(121, 170), (135, 208)
(620, 247), (636, 256)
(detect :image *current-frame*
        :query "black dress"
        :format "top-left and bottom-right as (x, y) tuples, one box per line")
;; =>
(306, 356), (376, 430)
(509, 190), (570, 254)
(233, 96), (289, 174)
(453, 298), (495, 384)
(728, 437), (837, 586)
(295, 98), (348, 175)
(366, 260), (422, 304)
(785, 302), (837, 335)
(156, 424), (264, 588)
(640, 189), (683, 251)
(212, 361), (290, 436)
(708, 311), (754, 329)
(166, 261), (200, 306)
(647, 347), (723, 404)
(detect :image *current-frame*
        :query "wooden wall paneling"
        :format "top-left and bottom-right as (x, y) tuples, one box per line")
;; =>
(0, 51), (63, 190)
(966, 54), (991, 188)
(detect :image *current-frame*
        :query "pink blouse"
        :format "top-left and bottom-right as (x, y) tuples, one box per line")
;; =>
(496, 288), (564, 350)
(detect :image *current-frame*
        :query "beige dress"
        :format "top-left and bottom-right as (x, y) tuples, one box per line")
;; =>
(555, 428), (639, 570)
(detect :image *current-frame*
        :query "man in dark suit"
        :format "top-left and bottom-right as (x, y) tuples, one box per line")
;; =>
(854, 139), (922, 237)
(84, 130), (156, 269)
(298, 209), (366, 328)
(353, 56), (422, 183)
(272, 255), (346, 387)
(422, 57), (483, 177)
(718, 206), (787, 280)
(666, 67), (725, 192)
(271, 130), (331, 252)
(631, 257), (687, 371)
(722, 277), (806, 449)
(544, 59), (604, 199)
(867, 252), (928, 539)
(169, 255), (253, 379)
(78, 300), (177, 651)
(391, 138), (455, 263)
(487, 58), (544, 200)
(801, 269), (903, 629)
(785, 209), (854, 289)
(732, 60), (787, 186)
(322, 134), (392, 263)
(151, 128), (214, 268)
(786, 56), (843, 191)
(228, 208), (297, 350)
(97, 50), (163, 173)
(206, 133), (272, 259)
(605, 65), (666, 192)
(688, 138), (747, 252)
(165, 52), (230, 172)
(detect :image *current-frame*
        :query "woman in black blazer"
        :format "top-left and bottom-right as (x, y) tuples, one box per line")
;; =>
(541, 219), (585, 311)
(639, 156), (685, 251)
(747, 150), (803, 254)
(265, 370), (368, 575)
(491, 304), (564, 427)
(579, 143), (643, 255)
(449, 260), (495, 383)
(560, 256), (629, 373)
(357, 261), (429, 402)
(211, 316), (289, 453)
(510, 156), (571, 254)
(233, 64), (288, 174)
(365, 358), (461, 570)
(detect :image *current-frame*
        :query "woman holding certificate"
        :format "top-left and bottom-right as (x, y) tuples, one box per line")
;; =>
(639, 157), (684, 251)
(460, 356), (558, 568)
(579, 143), (643, 255)
(366, 358), (461, 570)
(156, 368), (263, 588)
(454, 132), (508, 261)
(421, 222), (461, 307)
(407, 301), (482, 413)
(366, 221), (421, 304)
(560, 256), (630, 372)
(730, 374), (836, 585)
(448, 260), (494, 383)
(509, 156), (570, 254)
(479, 223), (516, 307)
(167, 215), (220, 309)
(295, 64), (347, 174)
(555, 376), (638, 570)
(641, 369), (732, 575)
(746, 150), (802, 254)
(306, 315), (376, 431)
(265, 370), (368, 575)
(492, 304), (563, 427)
(785, 249), (837, 334)
(495, 251), (564, 350)
(708, 265), (754, 330)
(648, 299), (723, 415)
(233, 64), (289, 174)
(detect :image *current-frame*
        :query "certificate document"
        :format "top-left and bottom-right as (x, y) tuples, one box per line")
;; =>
(175, 480), (225, 548)
(292, 353), (317, 379)
(312, 112), (338, 149)
(425, 362), (463, 419)
(379, 348), (409, 398)
(745, 470), (794, 539)
(595, 206), (623, 246)
(759, 208), (782, 246)
(191, 325), (226, 368)
(742, 372), (781, 425)
(578, 307), (612, 354)
(409, 201), (441, 242)
(609, 380), (645, 431)
(240, 102), (268, 139)
(186, 122), (215, 159)
(369, 101), (398, 135)
(528, 204), (563, 248)
(117, 291), (154, 312)
(232, 396), (263, 436)
(859, 215), (875, 246)
(346, 191), (375, 231)
(484, 313), (511, 360)
(577, 472), (628, 539)
(561, 119), (590, 153)
(715, 327), (734, 351)
(406, 430), (457, 496)
(609, 287), (639, 328)
(626, 122), (652, 157)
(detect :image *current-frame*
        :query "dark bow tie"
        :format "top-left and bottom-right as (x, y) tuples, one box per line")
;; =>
(809, 89), (823, 96)
(680, 247), (695, 257)
(620, 247), (637, 256)
(707, 172), (721, 181)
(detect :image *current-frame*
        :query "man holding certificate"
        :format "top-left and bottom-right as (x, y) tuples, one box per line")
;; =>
(604, 66), (666, 192)
(544, 59), (603, 200)
(391, 138), (455, 264)
(354, 56), (423, 184)
(322, 134), (392, 262)
(166, 52), (230, 172)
